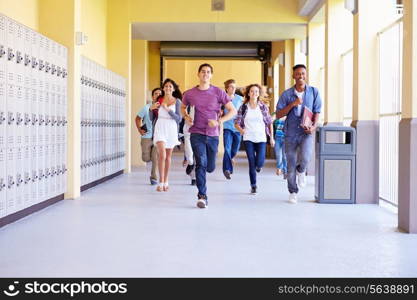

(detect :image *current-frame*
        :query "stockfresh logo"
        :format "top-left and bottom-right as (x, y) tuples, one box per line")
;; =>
(3, 281), (20, 297)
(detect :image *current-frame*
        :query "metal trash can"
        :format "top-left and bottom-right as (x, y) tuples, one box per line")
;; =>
(314, 126), (356, 204)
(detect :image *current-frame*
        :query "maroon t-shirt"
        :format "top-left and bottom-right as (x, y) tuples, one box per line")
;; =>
(182, 85), (230, 136)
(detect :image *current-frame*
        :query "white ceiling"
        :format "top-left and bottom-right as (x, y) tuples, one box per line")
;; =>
(132, 22), (307, 41)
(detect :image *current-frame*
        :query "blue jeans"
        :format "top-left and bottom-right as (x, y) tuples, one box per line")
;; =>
(190, 133), (219, 196)
(274, 136), (287, 173)
(243, 141), (266, 187)
(223, 129), (241, 173)
(284, 134), (313, 194)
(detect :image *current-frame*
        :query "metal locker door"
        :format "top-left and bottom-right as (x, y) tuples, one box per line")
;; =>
(81, 76), (86, 186)
(55, 142), (61, 193)
(0, 14), (7, 60)
(16, 85), (23, 150)
(62, 45), (67, 194)
(30, 145), (37, 204)
(38, 35), (45, 156)
(23, 145), (31, 206)
(37, 144), (44, 202)
(49, 143), (56, 198)
(6, 147), (16, 215)
(30, 32), (38, 150)
(6, 83), (16, 154)
(23, 27), (32, 150)
(85, 80), (89, 183)
(0, 83), (6, 151)
(44, 143), (50, 200)
(15, 146), (23, 210)
(0, 16), (7, 152)
(0, 147), (6, 218)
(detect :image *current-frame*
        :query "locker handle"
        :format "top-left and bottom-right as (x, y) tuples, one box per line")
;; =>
(16, 113), (23, 125)
(7, 48), (15, 61)
(8, 112), (15, 125)
(0, 45), (5, 58)
(16, 51), (23, 64)
(24, 54), (31, 66)
(8, 177), (15, 188)
(32, 57), (38, 68)
(24, 114), (31, 125)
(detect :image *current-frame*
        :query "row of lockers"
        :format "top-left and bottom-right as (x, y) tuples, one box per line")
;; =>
(80, 56), (125, 186)
(0, 13), (67, 218)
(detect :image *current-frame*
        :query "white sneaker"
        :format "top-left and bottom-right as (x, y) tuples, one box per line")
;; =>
(297, 171), (307, 188)
(289, 193), (298, 204)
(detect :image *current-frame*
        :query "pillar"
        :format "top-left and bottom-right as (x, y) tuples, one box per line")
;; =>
(399, 0), (417, 233)
(351, 0), (395, 204)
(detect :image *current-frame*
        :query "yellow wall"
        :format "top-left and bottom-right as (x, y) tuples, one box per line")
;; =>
(353, 0), (398, 121)
(294, 39), (307, 66)
(271, 41), (286, 97)
(39, 0), (82, 199)
(107, 0), (132, 172)
(80, 0), (107, 66)
(129, 0), (306, 23)
(164, 58), (262, 91)
(325, 0), (352, 123)
(148, 41), (161, 91)
(284, 39), (295, 89)
(307, 22), (325, 123)
(403, 0), (417, 119)
(131, 40), (148, 167)
(0, 0), (39, 30)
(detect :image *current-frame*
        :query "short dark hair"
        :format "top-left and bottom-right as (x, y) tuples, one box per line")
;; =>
(151, 87), (162, 97)
(198, 63), (213, 73)
(293, 64), (307, 72)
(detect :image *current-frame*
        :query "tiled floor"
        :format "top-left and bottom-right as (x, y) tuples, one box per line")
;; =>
(1, 152), (416, 277)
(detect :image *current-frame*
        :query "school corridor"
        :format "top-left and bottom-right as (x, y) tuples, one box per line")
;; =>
(1, 0), (417, 279)
(1, 152), (416, 277)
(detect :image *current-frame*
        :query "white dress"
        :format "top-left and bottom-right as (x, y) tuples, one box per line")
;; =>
(153, 104), (180, 149)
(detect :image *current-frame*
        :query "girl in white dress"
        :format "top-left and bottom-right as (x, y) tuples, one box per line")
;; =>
(151, 78), (182, 191)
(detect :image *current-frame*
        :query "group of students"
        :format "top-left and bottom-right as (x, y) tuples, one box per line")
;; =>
(135, 63), (322, 208)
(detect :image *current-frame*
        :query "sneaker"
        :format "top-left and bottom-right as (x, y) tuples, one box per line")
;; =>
(223, 170), (231, 180)
(297, 171), (307, 188)
(186, 164), (194, 175)
(256, 167), (262, 173)
(191, 179), (196, 186)
(250, 186), (257, 194)
(150, 177), (158, 185)
(289, 193), (297, 204)
(197, 194), (208, 208)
